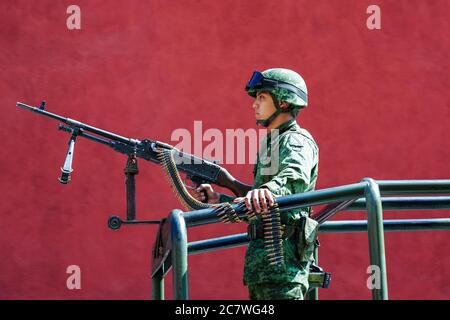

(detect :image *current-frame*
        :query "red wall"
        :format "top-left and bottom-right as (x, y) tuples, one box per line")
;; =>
(0, 0), (449, 299)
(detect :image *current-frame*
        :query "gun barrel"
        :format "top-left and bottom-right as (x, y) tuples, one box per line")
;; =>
(16, 101), (140, 146)
(17, 102), (68, 123)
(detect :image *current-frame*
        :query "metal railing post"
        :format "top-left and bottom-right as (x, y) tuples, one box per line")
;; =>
(363, 178), (388, 300)
(170, 209), (189, 300)
(152, 272), (164, 300)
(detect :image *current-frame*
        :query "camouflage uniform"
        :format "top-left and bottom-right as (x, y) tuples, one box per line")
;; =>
(219, 119), (319, 299)
(221, 68), (319, 300)
(244, 118), (319, 299)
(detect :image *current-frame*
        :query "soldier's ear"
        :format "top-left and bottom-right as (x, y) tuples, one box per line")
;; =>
(280, 102), (289, 110)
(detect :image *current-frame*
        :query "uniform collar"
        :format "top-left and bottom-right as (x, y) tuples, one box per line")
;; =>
(266, 119), (297, 143)
(274, 118), (297, 135)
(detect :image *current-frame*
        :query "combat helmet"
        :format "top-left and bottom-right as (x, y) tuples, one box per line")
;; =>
(245, 68), (308, 126)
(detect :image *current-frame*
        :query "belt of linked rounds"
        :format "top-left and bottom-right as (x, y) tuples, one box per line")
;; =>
(157, 147), (285, 268)
(213, 201), (285, 268)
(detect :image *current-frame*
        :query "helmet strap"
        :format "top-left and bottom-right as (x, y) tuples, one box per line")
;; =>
(256, 93), (287, 127)
(256, 108), (282, 127)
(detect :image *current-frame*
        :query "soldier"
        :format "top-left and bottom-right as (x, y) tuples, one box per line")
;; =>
(192, 68), (319, 300)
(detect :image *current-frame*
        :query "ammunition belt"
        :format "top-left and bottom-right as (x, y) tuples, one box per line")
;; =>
(247, 202), (286, 268)
(157, 148), (216, 211)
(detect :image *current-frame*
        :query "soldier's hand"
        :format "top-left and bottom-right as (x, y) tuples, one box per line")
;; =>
(191, 184), (220, 204)
(232, 197), (244, 203)
(244, 188), (275, 214)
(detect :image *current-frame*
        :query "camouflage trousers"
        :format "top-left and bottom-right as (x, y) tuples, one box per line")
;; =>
(247, 282), (308, 300)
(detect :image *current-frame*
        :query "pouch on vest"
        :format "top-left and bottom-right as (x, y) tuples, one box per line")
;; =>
(297, 216), (319, 262)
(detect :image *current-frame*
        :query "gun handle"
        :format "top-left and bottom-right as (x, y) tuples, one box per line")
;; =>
(216, 168), (252, 197)
(194, 183), (209, 203)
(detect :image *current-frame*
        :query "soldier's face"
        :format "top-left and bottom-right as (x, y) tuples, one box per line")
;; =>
(252, 92), (276, 121)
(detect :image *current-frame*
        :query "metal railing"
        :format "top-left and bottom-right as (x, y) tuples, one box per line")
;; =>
(151, 179), (450, 300)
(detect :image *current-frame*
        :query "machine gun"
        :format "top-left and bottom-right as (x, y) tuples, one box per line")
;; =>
(16, 101), (252, 229)
(17, 101), (329, 279)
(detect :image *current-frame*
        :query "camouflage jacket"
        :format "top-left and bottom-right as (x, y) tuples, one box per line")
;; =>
(243, 119), (319, 285)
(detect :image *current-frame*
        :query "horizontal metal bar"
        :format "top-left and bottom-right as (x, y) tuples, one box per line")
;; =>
(347, 197), (450, 211)
(185, 195), (450, 228)
(184, 182), (367, 227)
(277, 182), (366, 212)
(183, 181), (450, 228)
(321, 218), (450, 233)
(187, 218), (450, 255)
(377, 180), (450, 195)
(188, 233), (247, 255)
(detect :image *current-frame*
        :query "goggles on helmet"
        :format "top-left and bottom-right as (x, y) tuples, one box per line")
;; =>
(245, 71), (307, 103)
